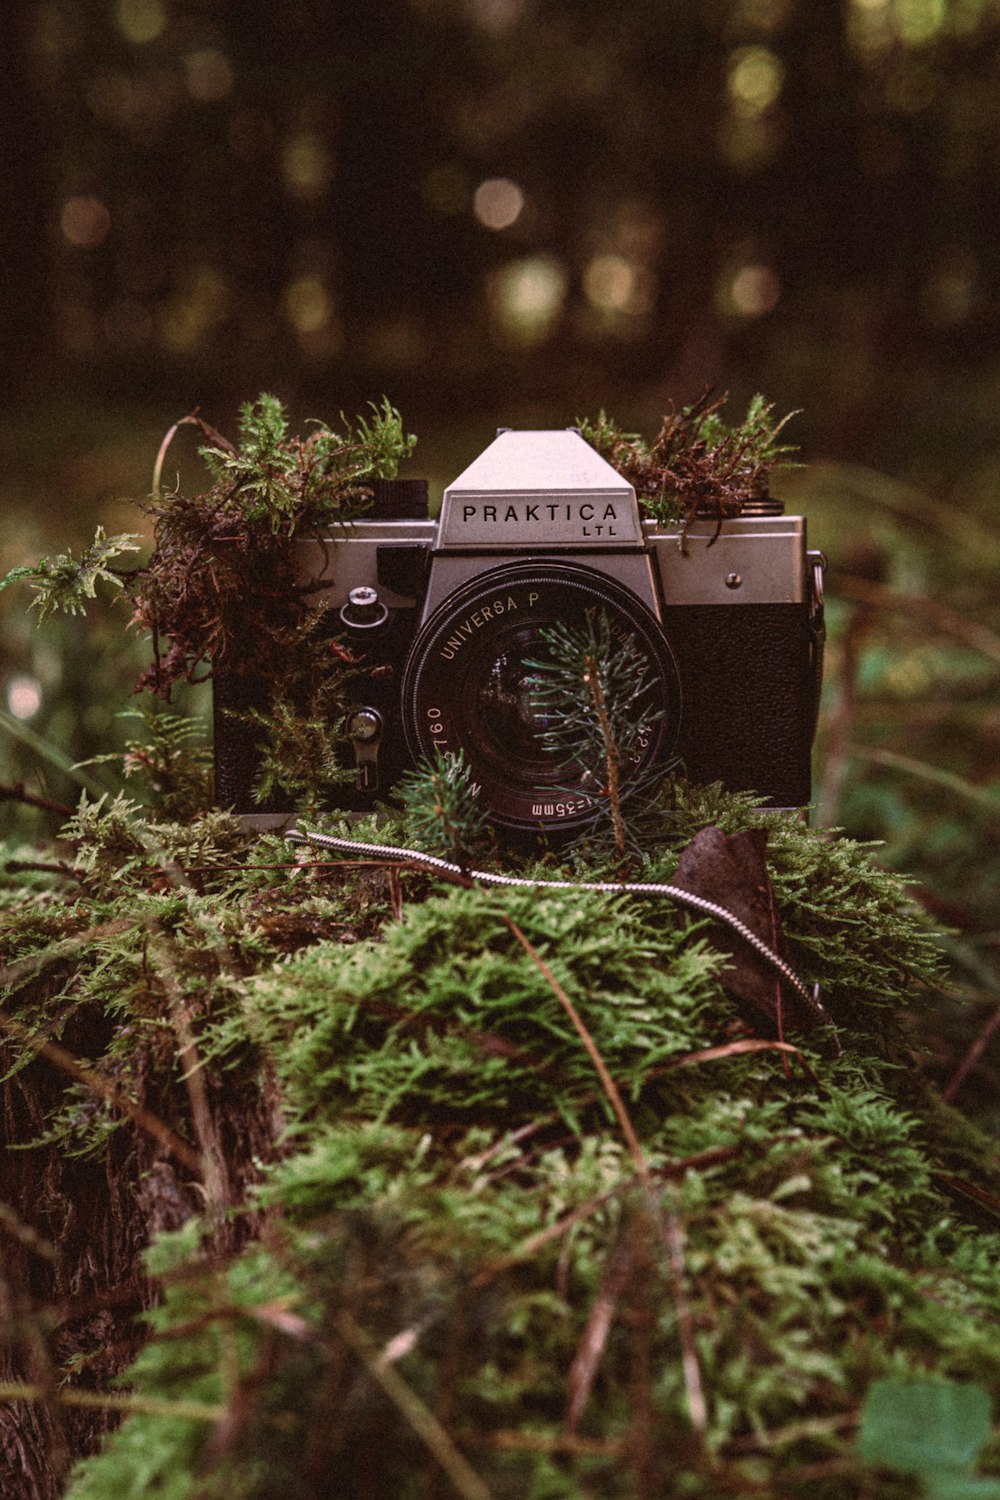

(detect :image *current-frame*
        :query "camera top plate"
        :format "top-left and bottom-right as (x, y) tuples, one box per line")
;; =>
(438, 428), (643, 549)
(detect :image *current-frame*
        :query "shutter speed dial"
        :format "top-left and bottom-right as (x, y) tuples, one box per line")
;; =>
(340, 586), (389, 629)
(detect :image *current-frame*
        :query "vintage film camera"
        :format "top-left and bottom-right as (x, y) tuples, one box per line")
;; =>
(215, 428), (825, 837)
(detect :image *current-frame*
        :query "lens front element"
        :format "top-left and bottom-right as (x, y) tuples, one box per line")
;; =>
(402, 562), (680, 836)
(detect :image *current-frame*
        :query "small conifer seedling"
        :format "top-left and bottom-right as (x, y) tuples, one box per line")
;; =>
(397, 747), (489, 869)
(527, 608), (667, 861)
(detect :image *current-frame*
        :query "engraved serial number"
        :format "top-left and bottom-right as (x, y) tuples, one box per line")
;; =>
(427, 706), (447, 748)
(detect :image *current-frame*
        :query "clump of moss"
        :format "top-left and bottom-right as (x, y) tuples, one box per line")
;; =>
(133, 394), (416, 698)
(579, 390), (798, 528)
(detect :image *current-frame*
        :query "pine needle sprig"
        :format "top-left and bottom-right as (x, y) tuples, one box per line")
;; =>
(398, 748), (490, 871)
(527, 610), (666, 862)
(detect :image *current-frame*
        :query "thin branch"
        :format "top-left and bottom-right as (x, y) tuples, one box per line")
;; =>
(722, 1409), (858, 1454)
(332, 1311), (494, 1500)
(833, 576), (1000, 666)
(815, 595), (871, 828)
(0, 781), (75, 818)
(145, 923), (233, 1221)
(0, 1381), (224, 1424)
(0, 1204), (59, 1263)
(497, 912), (647, 1177)
(650, 1036), (818, 1086)
(457, 1428), (624, 1458)
(564, 1237), (634, 1435)
(626, 1213), (658, 1500)
(858, 748), (1000, 822)
(4, 859), (84, 882)
(152, 410), (235, 498)
(656, 1188), (708, 1438)
(932, 1170), (1000, 1220)
(388, 866), (404, 922)
(941, 1002), (1000, 1104)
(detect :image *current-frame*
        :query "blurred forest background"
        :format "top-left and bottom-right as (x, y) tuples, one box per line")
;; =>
(2, 0), (999, 1100)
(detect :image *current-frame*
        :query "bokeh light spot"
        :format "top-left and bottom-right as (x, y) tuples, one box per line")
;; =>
(184, 48), (235, 103)
(728, 46), (784, 115)
(583, 253), (657, 316)
(284, 276), (333, 335)
(719, 263), (782, 318)
(895, 0), (947, 44)
(473, 178), (525, 230)
(468, 0), (526, 33)
(733, 0), (791, 29)
(922, 249), (977, 326)
(7, 676), (42, 721)
(489, 255), (566, 343)
(158, 265), (228, 351)
(282, 132), (334, 199)
(115, 0), (166, 45)
(61, 196), (112, 248)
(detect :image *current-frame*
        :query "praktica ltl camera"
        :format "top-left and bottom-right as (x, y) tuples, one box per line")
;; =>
(214, 427), (824, 837)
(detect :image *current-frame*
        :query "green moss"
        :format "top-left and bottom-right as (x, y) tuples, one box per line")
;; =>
(3, 787), (999, 1500)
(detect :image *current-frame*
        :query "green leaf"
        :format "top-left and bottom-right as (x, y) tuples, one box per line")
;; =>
(858, 1378), (994, 1477)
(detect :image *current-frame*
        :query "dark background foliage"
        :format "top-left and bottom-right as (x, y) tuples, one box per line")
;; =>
(5, 0), (1000, 474)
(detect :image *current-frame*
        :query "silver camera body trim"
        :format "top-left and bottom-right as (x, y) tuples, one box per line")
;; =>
(300, 428), (811, 618)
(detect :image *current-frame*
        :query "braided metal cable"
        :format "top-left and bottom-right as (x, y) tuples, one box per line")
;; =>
(285, 827), (836, 1041)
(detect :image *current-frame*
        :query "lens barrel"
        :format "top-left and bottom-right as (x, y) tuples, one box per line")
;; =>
(401, 560), (680, 837)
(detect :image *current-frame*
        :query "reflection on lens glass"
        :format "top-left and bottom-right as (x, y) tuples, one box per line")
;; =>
(477, 647), (563, 773)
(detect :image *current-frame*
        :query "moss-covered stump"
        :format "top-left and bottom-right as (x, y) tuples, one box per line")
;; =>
(3, 786), (999, 1499)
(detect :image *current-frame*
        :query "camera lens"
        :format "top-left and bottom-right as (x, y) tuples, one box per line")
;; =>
(401, 561), (680, 837)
